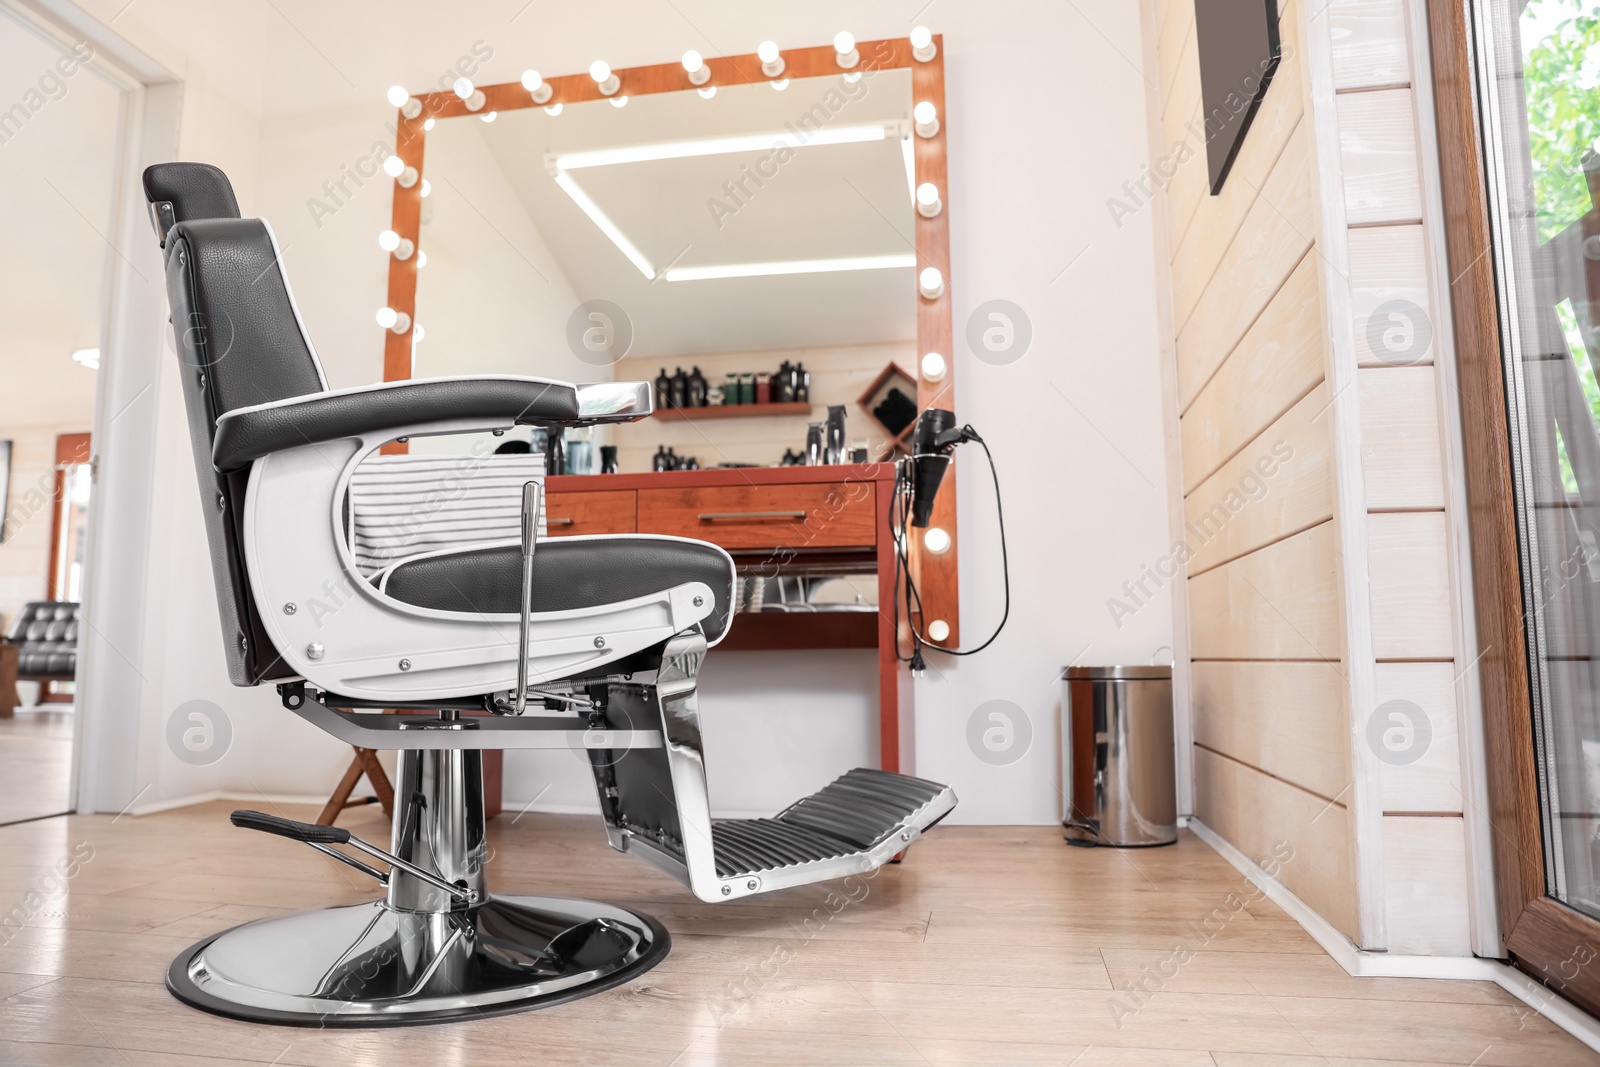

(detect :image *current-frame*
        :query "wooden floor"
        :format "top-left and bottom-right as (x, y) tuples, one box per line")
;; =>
(0, 801), (1593, 1066)
(0, 708), (73, 826)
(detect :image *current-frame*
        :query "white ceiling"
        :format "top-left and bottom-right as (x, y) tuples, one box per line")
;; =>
(424, 70), (918, 358)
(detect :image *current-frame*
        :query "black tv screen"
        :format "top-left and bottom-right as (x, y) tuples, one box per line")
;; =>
(1194, 0), (1282, 194)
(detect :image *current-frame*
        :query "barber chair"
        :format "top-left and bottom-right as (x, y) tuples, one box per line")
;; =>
(142, 162), (956, 1025)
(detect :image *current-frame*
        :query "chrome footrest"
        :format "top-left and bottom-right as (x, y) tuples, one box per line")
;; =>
(711, 768), (955, 880)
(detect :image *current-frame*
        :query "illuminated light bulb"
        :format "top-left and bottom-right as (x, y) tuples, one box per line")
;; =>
(423, 117), (435, 131)
(919, 265), (944, 299)
(771, 78), (789, 91)
(758, 40), (785, 78)
(481, 110), (497, 122)
(920, 351), (946, 381)
(610, 95), (628, 108)
(412, 323), (425, 342)
(843, 71), (862, 83)
(683, 49), (711, 85)
(916, 181), (943, 218)
(927, 619), (950, 642)
(914, 100), (940, 138)
(521, 69), (553, 104)
(924, 527), (952, 554)
(590, 59), (620, 96)
(419, 178), (431, 197)
(382, 154), (405, 178)
(387, 85), (408, 108)
(910, 25), (937, 62)
(376, 307), (412, 334)
(697, 85), (717, 99)
(378, 229), (400, 251)
(834, 30), (859, 69)
(544, 102), (563, 116)
(453, 77), (473, 99)
(416, 250), (427, 268)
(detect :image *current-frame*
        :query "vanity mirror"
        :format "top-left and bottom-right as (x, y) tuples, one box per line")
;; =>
(379, 33), (959, 645)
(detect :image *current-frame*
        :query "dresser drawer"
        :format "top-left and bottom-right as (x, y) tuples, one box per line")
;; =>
(637, 483), (875, 550)
(544, 490), (636, 536)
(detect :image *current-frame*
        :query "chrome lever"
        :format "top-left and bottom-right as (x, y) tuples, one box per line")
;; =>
(514, 480), (541, 717)
(230, 810), (479, 903)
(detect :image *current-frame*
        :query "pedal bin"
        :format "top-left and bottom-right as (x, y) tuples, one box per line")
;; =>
(1061, 665), (1176, 847)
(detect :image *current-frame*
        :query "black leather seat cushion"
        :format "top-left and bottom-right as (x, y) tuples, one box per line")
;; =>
(383, 537), (735, 643)
(6, 601), (80, 679)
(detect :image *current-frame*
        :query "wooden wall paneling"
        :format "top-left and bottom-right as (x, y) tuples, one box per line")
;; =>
(1382, 815), (1472, 954)
(1328, 0), (1413, 91)
(1187, 521), (1343, 660)
(1358, 366), (1446, 510)
(1170, 0), (1307, 331)
(1373, 660), (1463, 813)
(1192, 660), (1351, 801)
(1194, 745), (1359, 937)
(1336, 88), (1424, 225)
(1367, 511), (1454, 659)
(1157, 0), (1195, 115)
(1349, 223), (1435, 366)
(1175, 122), (1317, 410)
(1180, 252), (1324, 490)
(1184, 383), (1335, 575)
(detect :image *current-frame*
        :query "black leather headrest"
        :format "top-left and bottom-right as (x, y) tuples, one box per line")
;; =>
(143, 163), (240, 248)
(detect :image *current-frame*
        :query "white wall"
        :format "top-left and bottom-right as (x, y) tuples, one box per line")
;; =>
(73, 0), (1174, 824)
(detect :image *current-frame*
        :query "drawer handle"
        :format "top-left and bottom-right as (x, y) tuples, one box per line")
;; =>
(698, 510), (806, 522)
(548, 517), (575, 527)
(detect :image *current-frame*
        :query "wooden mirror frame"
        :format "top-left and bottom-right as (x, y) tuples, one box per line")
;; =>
(380, 34), (961, 641)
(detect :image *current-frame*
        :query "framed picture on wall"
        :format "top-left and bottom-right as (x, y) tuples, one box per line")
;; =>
(0, 440), (11, 543)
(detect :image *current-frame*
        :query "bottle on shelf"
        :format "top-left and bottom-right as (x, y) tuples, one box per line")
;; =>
(794, 362), (811, 403)
(773, 361), (793, 403)
(600, 445), (619, 474)
(652, 445), (670, 471)
(755, 372), (771, 404)
(654, 367), (672, 410)
(669, 368), (688, 410)
(687, 366), (708, 407)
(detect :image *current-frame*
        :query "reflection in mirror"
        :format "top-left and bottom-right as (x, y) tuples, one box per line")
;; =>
(414, 68), (919, 471)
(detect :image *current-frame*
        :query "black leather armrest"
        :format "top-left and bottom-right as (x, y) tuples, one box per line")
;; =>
(211, 376), (580, 471)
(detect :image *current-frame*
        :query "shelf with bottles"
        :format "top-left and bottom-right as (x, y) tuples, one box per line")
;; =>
(650, 360), (814, 416)
(653, 401), (812, 421)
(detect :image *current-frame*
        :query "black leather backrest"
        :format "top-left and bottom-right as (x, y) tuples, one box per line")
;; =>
(147, 163), (322, 685)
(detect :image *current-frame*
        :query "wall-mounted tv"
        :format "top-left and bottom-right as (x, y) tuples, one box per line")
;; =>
(1194, 0), (1283, 194)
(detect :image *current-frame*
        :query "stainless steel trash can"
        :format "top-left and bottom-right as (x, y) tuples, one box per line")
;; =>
(1062, 665), (1176, 847)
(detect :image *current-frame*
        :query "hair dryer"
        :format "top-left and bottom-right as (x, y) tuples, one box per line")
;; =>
(909, 408), (965, 527)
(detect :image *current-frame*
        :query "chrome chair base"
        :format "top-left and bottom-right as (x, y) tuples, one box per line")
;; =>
(166, 893), (668, 1027)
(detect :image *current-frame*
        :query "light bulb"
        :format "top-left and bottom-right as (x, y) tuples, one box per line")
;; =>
(910, 26), (937, 62)
(920, 351), (946, 381)
(376, 307), (398, 329)
(481, 110), (497, 121)
(419, 178), (431, 197)
(382, 154), (405, 178)
(423, 117), (435, 131)
(919, 266), (944, 299)
(757, 41), (779, 63)
(924, 527), (951, 554)
(386, 85), (408, 108)
(834, 31), (855, 54)
(416, 250), (427, 268)
(928, 619), (950, 642)
(771, 78), (789, 91)
(698, 86), (717, 99)
(610, 95), (628, 108)
(453, 77), (474, 99)
(916, 182), (943, 217)
(682, 50), (703, 72)
(914, 100), (940, 138)
(590, 59), (620, 96)
(545, 102), (563, 115)
(378, 229), (400, 251)
(521, 69), (543, 91)
(843, 71), (862, 83)
(413, 323), (425, 342)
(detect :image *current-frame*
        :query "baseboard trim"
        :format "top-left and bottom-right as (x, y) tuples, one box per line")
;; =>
(124, 791), (377, 817)
(1188, 817), (1600, 1053)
